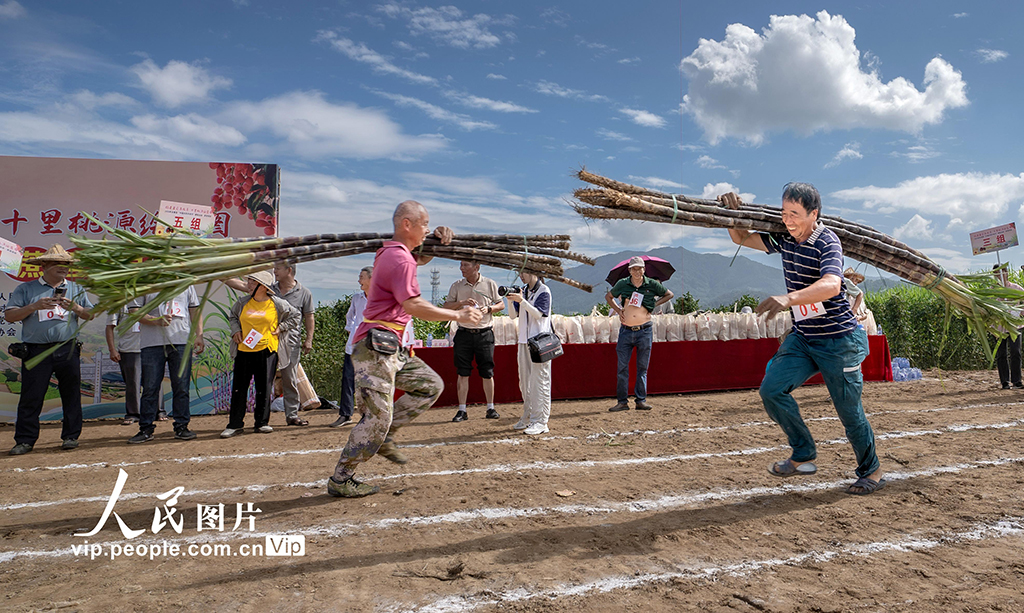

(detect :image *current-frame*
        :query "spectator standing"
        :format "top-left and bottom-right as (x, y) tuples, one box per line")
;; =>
(507, 272), (553, 435)
(993, 264), (1024, 390)
(331, 266), (373, 428)
(270, 262), (315, 426)
(126, 286), (204, 443)
(5, 245), (93, 455)
(443, 260), (503, 422)
(221, 270), (300, 437)
(606, 257), (673, 412)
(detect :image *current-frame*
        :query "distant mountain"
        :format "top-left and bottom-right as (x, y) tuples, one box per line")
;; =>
(554, 246), (789, 315)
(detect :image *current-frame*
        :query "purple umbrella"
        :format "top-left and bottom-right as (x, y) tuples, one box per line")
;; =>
(606, 255), (676, 286)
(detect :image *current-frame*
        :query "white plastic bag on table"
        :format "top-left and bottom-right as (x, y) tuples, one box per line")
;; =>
(653, 315), (669, 342)
(744, 312), (761, 340)
(708, 312), (723, 340)
(757, 313), (767, 338)
(565, 316), (584, 344)
(696, 314), (712, 341)
(609, 316), (619, 343)
(719, 313), (734, 341)
(666, 314), (682, 342)
(581, 316), (597, 344)
(596, 315), (611, 343)
(492, 317), (504, 345)
(549, 314), (568, 344)
(682, 314), (697, 341)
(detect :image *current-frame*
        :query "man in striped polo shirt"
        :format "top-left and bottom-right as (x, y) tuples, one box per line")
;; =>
(719, 184), (885, 496)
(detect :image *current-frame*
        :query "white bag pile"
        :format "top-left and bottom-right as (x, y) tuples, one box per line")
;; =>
(484, 306), (879, 346)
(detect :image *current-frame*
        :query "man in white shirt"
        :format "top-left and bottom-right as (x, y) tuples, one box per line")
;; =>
(331, 266), (372, 428)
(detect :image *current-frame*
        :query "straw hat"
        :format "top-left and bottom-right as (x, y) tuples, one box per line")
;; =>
(246, 270), (276, 295)
(843, 267), (865, 284)
(24, 244), (74, 265)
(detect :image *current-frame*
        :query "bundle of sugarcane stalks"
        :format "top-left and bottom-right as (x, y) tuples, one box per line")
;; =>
(573, 169), (1024, 357)
(70, 212), (594, 321)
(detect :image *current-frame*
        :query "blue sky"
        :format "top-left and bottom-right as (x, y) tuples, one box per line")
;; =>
(1, 0), (1021, 304)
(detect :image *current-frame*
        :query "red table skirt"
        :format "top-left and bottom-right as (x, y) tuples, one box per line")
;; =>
(413, 336), (893, 408)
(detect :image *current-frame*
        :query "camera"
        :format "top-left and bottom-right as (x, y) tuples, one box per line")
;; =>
(53, 286), (66, 298)
(497, 285), (524, 297)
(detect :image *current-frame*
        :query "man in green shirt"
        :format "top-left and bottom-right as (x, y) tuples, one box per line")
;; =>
(606, 256), (673, 412)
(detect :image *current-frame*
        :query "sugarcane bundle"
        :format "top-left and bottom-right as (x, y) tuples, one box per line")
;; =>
(69, 213), (594, 321)
(573, 169), (1024, 357)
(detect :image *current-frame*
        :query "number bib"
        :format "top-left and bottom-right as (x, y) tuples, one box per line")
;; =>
(792, 302), (826, 322)
(38, 305), (69, 322)
(628, 291), (643, 308)
(163, 300), (186, 318)
(242, 329), (264, 349)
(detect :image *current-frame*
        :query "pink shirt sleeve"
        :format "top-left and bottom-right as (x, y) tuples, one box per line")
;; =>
(389, 258), (420, 305)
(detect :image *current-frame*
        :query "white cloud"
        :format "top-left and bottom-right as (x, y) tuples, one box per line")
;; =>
(680, 11), (969, 144)
(618, 57), (641, 65)
(696, 155), (725, 169)
(596, 128), (632, 141)
(824, 142), (863, 168)
(130, 113), (247, 146)
(574, 35), (611, 52)
(952, 12), (969, 18)
(619, 108), (666, 128)
(444, 92), (537, 113)
(0, 109), (205, 159)
(485, 73), (506, 80)
(393, 41), (415, 52)
(223, 91), (447, 159)
(379, 4), (507, 49)
(832, 172), (1024, 228)
(890, 143), (940, 163)
(0, 0), (25, 19)
(68, 90), (138, 110)
(130, 59), (232, 108)
(892, 214), (934, 240)
(627, 176), (687, 190)
(315, 32), (438, 86)
(533, 80), (610, 103)
(976, 49), (1009, 63)
(918, 247), (975, 274)
(372, 90), (497, 131)
(700, 182), (756, 203)
(539, 7), (570, 28)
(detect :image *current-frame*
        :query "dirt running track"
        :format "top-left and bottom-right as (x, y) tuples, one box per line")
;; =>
(2, 370), (1023, 612)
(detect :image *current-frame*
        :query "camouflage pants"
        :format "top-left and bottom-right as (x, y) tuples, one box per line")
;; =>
(332, 341), (443, 482)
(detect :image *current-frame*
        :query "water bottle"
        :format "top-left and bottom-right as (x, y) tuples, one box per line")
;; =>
(426, 333), (433, 347)
(877, 325), (884, 336)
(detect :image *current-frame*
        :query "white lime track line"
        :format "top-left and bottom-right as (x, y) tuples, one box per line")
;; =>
(10, 400), (1023, 475)
(2, 453), (1023, 565)
(4, 414), (1024, 513)
(395, 517), (1024, 613)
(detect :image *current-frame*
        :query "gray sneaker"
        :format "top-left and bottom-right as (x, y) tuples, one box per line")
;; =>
(61, 439), (79, 450)
(174, 428), (197, 440)
(327, 477), (380, 498)
(329, 416), (354, 428)
(9, 443), (33, 456)
(377, 437), (409, 465)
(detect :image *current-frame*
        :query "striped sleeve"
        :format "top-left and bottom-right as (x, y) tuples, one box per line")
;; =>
(818, 234), (845, 279)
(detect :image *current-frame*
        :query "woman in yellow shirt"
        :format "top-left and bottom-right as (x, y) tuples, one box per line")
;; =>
(222, 270), (300, 437)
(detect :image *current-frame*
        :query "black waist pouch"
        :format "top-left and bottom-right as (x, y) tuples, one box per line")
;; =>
(8, 342), (29, 360)
(365, 328), (400, 355)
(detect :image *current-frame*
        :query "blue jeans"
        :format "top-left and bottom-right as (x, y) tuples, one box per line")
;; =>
(339, 352), (356, 419)
(140, 345), (192, 434)
(759, 327), (879, 478)
(616, 322), (653, 402)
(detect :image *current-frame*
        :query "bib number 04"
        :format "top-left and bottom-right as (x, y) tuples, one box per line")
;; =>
(791, 302), (826, 322)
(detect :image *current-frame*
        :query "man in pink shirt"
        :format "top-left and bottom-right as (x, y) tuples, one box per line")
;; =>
(328, 200), (483, 498)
